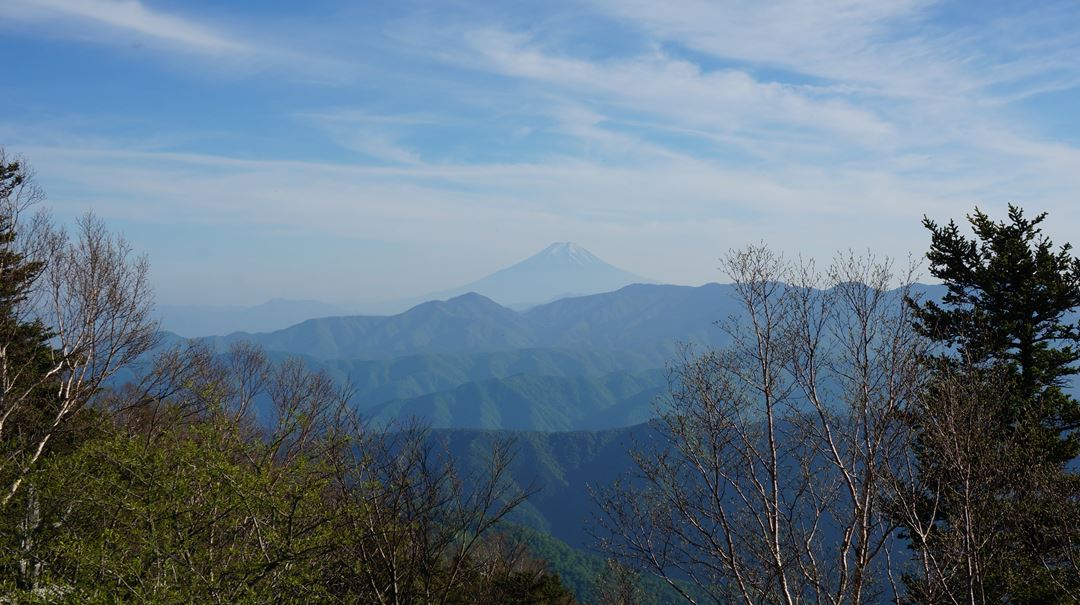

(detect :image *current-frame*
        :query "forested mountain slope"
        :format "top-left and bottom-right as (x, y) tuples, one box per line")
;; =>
(428, 423), (655, 549)
(367, 370), (666, 431)
(270, 348), (660, 409)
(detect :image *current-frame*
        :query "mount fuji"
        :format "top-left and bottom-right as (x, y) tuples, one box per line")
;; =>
(158, 243), (655, 336)
(428, 242), (654, 307)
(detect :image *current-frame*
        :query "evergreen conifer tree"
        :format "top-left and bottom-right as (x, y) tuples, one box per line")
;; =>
(913, 205), (1080, 460)
(0, 156), (64, 589)
(0, 158), (57, 474)
(906, 205), (1080, 603)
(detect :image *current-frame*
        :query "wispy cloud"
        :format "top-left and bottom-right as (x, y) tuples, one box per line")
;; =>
(591, 0), (1080, 101)
(2, 0), (248, 54)
(463, 28), (895, 144)
(0, 0), (360, 83)
(297, 110), (429, 165)
(429, 2), (1080, 201)
(6, 0), (1080, 303)
(22, 133), (1076, 288)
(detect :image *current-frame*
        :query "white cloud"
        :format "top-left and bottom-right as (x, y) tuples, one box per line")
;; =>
(464, 28), (895, 144)
(590, 0), (1080, 102)
(435, 2), (1080, 220)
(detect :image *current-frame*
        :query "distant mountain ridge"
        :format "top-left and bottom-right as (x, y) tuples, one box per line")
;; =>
(204, 282), (949, 362)
(206, 283), (741, 362)
(160, 283), (953, 434)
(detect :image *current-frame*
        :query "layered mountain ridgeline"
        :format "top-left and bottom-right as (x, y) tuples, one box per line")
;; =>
(110, 346), (665, 433)
(200, 282), (948, 362)
(160, 282), (950, 434)
(202, 283), (742, 362)
(94, 274), (962, 600)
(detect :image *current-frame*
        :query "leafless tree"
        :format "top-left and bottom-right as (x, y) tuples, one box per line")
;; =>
(328, 419), (534, 605)
(594, 558), (645, 605)
(466, 532), (577, 605)
(597, 245), (925, 605)
(0, 151), (158, 506)
(885, 361), (1057, 605)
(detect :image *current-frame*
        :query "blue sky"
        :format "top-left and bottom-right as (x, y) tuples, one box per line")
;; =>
(3, 0), (1080, 305)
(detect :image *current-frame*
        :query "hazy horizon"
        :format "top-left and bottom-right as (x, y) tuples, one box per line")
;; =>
(4, 1), (1080, 305)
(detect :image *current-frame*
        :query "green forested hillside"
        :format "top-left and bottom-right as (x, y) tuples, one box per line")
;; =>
(429, 424), (654, 549)
(281, 348), (660, 408)
(500, 524), (693, 605)
(367, 371), (666, 430)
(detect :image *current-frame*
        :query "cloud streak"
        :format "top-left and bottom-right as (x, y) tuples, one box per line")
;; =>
(592, 0), (1080, 103)
(0, 0), (360, 83)
(464, 28), (895, 144)
(3, 0), (247, 54)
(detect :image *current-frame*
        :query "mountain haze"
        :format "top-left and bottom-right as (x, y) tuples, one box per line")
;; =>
(213, 292), (535, 359)
(158, 299), (359, 338)
(156, 242), (655, 335)
(430, 242), (653, 307)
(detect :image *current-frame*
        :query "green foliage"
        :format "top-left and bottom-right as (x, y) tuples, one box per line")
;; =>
(912, 204), (1080, 460)
(0, 163), (42, 306)
(497, 525), (695, 605)
(0, 157), (70, 592)
(6, 413), (339, 603)
(487, 571), (577, 604)
(905, 205), (1080, 603)
(0, 157), (56, 464)
(497, 525), (609, 601)
(0, 340), (584, 603)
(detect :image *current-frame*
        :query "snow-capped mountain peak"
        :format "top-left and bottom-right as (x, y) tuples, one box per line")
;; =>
(539, 242), (603, 266)
(430, 242), (655, 306)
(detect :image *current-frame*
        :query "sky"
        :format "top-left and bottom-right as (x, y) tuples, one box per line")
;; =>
(2, 0), (1080, 305)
